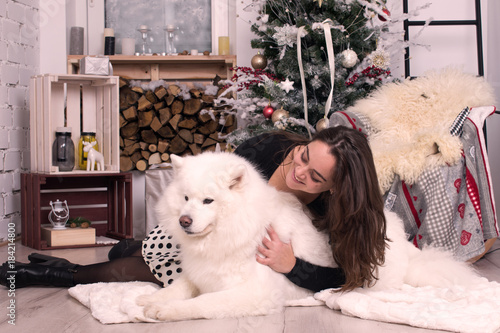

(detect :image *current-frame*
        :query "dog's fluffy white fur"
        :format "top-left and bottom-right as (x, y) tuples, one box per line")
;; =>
(136, 152), (482, 321)
(347, 67), (496, 192)
(136, 152), (335, 321)
(373, 210), (482, 291)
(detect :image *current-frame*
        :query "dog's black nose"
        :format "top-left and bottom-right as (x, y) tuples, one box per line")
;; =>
(179, 215), (192, 228)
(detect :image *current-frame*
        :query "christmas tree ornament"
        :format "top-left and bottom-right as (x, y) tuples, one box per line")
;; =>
(262, 105), (275, 119)
(369, 48), (391, 69)
(341, 49), (358, 68)
(279, 78), (295, 93)
(313, 0), (324, 8)
(378, 8), (391, 22)
(251, 52), (268, 70)
(271, 108), (289, 123)
(315, 118), (329, 132)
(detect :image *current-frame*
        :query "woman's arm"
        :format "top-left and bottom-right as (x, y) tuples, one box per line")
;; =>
(257, 227), (345, 292)
(285, 257), (345, 292)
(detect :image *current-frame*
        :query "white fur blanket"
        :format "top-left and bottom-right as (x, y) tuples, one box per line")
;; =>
(69, 282), (161, 323)
(346, 67), (496, 192)
(69, 279), (500, 332)
(312, 281), (500, 333)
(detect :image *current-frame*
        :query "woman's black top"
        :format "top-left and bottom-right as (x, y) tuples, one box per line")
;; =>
(234, 133), (345, 292)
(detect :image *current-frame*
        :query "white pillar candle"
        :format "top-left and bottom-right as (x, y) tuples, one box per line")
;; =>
(121, 38), (136, 55)
(104, 28), (114, 37)
(190, 49), (198, 55)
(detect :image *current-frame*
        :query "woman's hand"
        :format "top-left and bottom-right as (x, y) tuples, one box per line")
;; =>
(256, 226), (296, 273)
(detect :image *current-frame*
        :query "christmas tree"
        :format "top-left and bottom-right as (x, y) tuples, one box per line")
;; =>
(216, 0), (430, 144)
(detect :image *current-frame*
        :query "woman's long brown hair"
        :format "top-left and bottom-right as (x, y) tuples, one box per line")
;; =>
(284, 126), (387, 291)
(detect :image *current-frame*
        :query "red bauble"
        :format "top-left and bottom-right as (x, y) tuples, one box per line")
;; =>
(263, 105), (274, 119)
(378, 8), (390, 21)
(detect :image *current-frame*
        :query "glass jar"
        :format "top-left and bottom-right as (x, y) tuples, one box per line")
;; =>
(78, 132), (99, 170)
(52, 127), (75, 172)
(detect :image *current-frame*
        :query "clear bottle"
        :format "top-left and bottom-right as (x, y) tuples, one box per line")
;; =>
(164, 25), (176, 55)
(52, 127), (75, 172)
(78, 132), (99, 170)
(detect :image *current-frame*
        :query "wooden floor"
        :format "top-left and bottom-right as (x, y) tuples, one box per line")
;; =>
(1, 239), (500, 333)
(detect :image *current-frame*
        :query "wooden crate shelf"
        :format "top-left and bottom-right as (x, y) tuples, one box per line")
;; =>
(21, 172), (133, 250)
(29, 74), (120, 174)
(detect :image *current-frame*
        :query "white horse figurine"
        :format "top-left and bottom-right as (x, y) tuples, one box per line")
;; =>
(83, 141), (104, 171)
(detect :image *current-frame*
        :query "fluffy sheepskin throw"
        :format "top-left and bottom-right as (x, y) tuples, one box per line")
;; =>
(346, 67), (496, 192)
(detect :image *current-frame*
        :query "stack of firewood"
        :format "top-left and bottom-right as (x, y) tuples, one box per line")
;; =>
(119, 78), (236, 171)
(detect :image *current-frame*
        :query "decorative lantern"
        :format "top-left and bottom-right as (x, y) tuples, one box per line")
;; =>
(48, 199), (70, 229)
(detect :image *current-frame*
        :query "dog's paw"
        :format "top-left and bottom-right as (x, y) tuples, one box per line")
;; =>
(142, 300), (198, 321)
(143, 302), (178, 321)
(143, 302), (165, 320)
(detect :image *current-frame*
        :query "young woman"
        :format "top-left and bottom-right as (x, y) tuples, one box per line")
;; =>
(1, 126), (387, 292)
(234, 126), (387, 291)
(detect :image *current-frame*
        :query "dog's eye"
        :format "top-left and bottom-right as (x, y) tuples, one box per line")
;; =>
(203, 198), (214, 205)
(184, 196), (189, 201)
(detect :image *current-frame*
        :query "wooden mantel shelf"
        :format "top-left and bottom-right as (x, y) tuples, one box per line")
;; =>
(67, 55), (237, 82)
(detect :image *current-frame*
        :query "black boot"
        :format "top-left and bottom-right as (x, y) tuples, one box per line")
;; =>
(107, 238), (142, 261)
(0, 262), (77, 288)
(28, 253), (79, 269)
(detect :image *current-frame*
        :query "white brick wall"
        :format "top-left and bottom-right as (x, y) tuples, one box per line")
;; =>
(0, 0), (39, 243)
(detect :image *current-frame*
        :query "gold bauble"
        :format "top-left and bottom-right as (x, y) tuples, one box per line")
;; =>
(314, 0), (324, 7)
(315, 118), (329, 132)
(271, 108), (289, 123)
(251, 52), (268, 70)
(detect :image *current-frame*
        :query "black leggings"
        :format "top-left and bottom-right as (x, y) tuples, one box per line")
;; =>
(73, 248), (162, 286)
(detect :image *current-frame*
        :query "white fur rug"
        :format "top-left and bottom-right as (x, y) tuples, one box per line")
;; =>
(69, 281), (161, 324)
(69, 278), (500, 332)
(346, 67), (496, 192)
(312, 281), (500, 333)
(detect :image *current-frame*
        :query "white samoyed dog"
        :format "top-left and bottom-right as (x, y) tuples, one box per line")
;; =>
(136, 151), (336, 321)
(137, 151), (482, 321)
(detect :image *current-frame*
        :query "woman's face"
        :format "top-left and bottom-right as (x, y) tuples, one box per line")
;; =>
(285, 140), (336, 194)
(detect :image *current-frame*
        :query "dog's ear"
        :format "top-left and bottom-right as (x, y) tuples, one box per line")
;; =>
(228, 164), (247, 190)
(170, 154), (183, 170)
